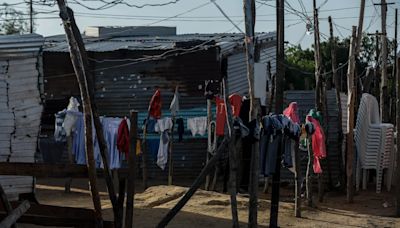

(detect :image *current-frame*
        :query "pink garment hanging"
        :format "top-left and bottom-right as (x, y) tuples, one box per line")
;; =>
(306, 115), (326, 174)
(283, 102), (300, 124)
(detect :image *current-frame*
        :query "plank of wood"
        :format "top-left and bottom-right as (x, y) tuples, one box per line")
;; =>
(0, 162), (129, 178)
(0, 202), (113, 228)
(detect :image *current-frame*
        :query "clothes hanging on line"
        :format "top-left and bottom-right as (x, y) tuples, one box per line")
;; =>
(147, 138), (160, 160)
(149, 89), (162, 119)
(155, 117), (173, 170)
(176, 118), (185, 142)
(72, 115), (123, 169)
(63, 97), (81, 137)
(102, 117), (123, 169)
(117, 118), (130, 156)
(170, 88), (180, 116)
(187, 117), (207, 136)
(259, 114), (301, 177)
(215, 94), (243, 136)
(143, 118), (157, 133)
(306, 115), (326, 174)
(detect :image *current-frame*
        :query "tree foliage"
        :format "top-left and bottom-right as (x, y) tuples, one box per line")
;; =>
(284, 33), (395, 90)
(0, 3), (29, 35)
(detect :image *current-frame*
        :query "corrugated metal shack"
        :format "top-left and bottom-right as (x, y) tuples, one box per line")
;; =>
(40, 26), (277, 181)
(0, 33), (44, 200)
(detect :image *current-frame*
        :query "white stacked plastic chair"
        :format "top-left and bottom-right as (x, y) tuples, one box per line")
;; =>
(354, 93), (394, 193)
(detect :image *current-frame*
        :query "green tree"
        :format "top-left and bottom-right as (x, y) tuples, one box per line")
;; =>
(0, 3), (29, 35)
(284, 33), (391, 90)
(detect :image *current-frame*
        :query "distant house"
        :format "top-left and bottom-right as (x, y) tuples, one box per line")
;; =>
(40, 26), (276, 180)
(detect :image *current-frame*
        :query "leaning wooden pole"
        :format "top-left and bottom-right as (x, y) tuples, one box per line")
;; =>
(66, 5), (119, 219)
(222, 78), (239, 228)
(56, 1), (103, 225)
(0, 201), (30, 228)
(125, 110), (138, 228)
(156, 138), (229, 228)
(0, 184), (16, 228)
(346, 26), (357, 203)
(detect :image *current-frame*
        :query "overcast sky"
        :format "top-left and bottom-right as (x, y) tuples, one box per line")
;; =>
(2, 0), (399, 48)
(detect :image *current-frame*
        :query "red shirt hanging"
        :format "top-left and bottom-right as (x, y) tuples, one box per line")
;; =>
(215, 94), (242, 136)
(229, 93), (242, 117)
(149, 89), (162, 119)
(306, 115), (327, 174)
(117, 119), (130, 156)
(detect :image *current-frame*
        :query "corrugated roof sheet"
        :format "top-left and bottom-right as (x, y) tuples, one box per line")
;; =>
(44, 32), (276, 53)
(0, 33), (44, 57)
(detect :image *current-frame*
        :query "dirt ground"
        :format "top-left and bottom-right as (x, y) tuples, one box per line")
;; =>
(21, 178), (400, 227)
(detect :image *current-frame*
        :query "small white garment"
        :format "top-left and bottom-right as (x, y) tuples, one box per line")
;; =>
(187, 117), (207, 136)
(155, 117), (173, 170)
(63, 97), (80, 136)
(169, 88), (180, 116)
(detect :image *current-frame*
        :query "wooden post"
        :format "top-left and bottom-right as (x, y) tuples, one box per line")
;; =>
(56, 1), (103, 225)
(222, 78), (239, 228)
(141, 106), (152, 190)
(205, 97), (212, 191)
(394, 8), (400, 217)
(346, 26), (357, 203)
(306, 136), (313, 207)
(0, 201), (30, 228)
(156, 138), (229, 227)
(125, 110), (138, 228)
(243, 0), (259, 227)
(168, 86), (178, 186)
(355, 0), (366, 56)
(380, 0), (389, 122)
(328, 16), (345, 188)
(65, 136), (73, 193)
(294, 141), (301, 217)
(313, 0), (325, 203)
(0, 184), (16, 228)
(270, 0), (284, 226)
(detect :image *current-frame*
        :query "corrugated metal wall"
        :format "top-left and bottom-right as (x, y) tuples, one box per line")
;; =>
(42, 48), (221, 180)
(227, 43), (276, 96)
(0, 34), (44, 200)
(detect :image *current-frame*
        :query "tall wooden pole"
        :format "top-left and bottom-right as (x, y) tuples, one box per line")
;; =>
(125, 110), (138, 228)
(168, 86), (178, 186)
(205, 97), (212, 190)
(269, 0), (284, 227)
(313, 0), (325, 203)
(394, 8), (400, 217)
(380, 0), (389, 122)
(56, 0), (103, 225)
(394, 9), (398, 84)
(313, 0), (322, 111)
(355, 0), (366, 56)
(243, 0), (259, 227)
(328, 16), (345, 188)
(346, 26), (357, 203)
